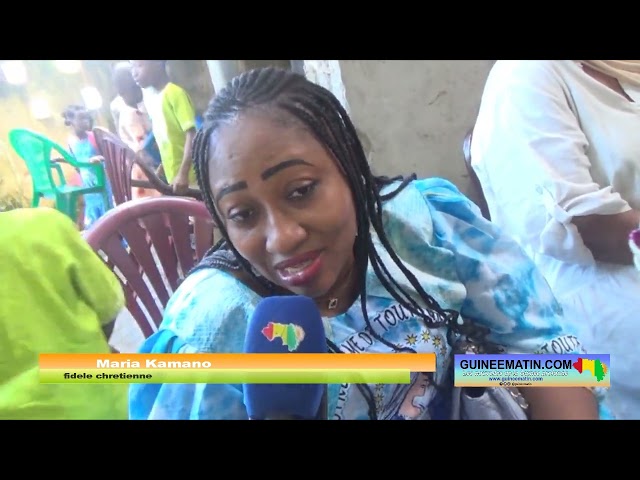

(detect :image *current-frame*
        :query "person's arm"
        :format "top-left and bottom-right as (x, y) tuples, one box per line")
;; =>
(471, 60), (634, 266)
(179, 127), (196, 177)
(421, 178), (605, 419)
(168, 85), (197, 194)
(573, 210), (640, 264)
(521, 387), (597, 419)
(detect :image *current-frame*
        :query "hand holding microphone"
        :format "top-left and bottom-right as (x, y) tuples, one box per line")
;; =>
(243, 295), (328, 420)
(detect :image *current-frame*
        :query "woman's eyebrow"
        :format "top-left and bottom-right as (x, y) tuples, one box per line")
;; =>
(261, 158), (312, 181)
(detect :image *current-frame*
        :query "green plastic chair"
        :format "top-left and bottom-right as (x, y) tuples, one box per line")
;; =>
(8, 128), (109, 223)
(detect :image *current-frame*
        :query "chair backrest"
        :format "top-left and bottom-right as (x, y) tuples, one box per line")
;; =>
(93, 127), (136, 206)
(8, 128), (73, 195)
(83, 196), (217, 338)
(93, 126), (204, 202)
(462, 128), (491, 221)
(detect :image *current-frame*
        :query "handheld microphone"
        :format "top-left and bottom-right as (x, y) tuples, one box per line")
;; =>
(243, 295), (328, 420)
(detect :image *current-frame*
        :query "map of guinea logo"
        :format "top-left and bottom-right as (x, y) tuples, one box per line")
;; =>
(262, 322), (306, 352)
(572, 358), (608, 382)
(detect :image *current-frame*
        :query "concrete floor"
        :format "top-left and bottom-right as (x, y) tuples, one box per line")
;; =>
(111, 308), (146, 353)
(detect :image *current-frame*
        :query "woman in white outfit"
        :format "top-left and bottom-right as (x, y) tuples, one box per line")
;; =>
(470, 60), (640, 419)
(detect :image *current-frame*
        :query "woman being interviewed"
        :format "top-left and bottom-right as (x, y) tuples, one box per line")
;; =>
(129, 67), (608, 420)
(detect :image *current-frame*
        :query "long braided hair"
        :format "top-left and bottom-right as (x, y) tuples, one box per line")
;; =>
(192, 67), (473, 419)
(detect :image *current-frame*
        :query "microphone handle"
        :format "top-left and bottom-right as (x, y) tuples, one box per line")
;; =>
(314, 386), (328, 420)
(248, 387), (329, 420)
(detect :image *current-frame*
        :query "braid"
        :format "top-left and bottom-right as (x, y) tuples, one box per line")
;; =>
(192, 67), (464, 419)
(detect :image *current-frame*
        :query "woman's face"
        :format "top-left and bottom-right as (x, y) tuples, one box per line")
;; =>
(208, 110), (358, 299)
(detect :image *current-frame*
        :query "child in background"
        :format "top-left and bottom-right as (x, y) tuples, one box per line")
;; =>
(63, 105), (113, 229)
(110, 62), (161, 200)
(112, 62), (152, 152)
(130, 60), (197, 195)
(0, 207), (128, 419)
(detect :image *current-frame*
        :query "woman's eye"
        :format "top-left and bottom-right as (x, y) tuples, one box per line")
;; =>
(228, 209), (253, 224)
(288, 181), (318, 200)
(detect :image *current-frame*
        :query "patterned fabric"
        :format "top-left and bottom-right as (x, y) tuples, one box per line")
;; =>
(129, 177), (612, 420)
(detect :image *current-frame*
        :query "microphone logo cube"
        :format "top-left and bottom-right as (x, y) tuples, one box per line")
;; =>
(261, 322), (306, 352)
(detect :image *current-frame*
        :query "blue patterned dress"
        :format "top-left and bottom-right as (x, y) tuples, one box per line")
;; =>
(68, 134), (113, 229)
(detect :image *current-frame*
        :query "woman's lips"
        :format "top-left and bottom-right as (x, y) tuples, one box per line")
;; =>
(274, 250), (324, 288)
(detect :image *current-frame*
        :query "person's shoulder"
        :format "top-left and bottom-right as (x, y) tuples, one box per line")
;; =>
(378, 176), (478, 243)
(490, 60), (566, 79)
(369, 177), (482, 304)
(0, 207), (75, 242)
(0, 208), (81, 273)
(167, 266), (256, 313)
(386, 177), (491, 237)
(474, 61), (579, 140)
(486, 60), (576, 93)
(165, 82), (191, 99)
(409, 176), (466, 199)
(382, 177), (472, 212)
(383, 177), (471, 209)
(160, 265), (260, 349)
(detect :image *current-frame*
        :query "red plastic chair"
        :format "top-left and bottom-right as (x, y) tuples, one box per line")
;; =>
(92, 127), (137, 206)
(83, 196), (216, 338)
(93, 126), (202, 205)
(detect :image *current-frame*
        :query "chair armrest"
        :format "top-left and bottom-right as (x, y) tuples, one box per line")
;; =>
(75, 160), (106, 186)
(49, 161), (67, 185)
(133, 155), (202, 199)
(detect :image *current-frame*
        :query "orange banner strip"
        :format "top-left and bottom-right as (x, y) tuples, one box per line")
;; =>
(39, 353), (436, 371)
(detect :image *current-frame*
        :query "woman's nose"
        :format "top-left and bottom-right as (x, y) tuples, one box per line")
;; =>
(265, 212), (307, 255)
